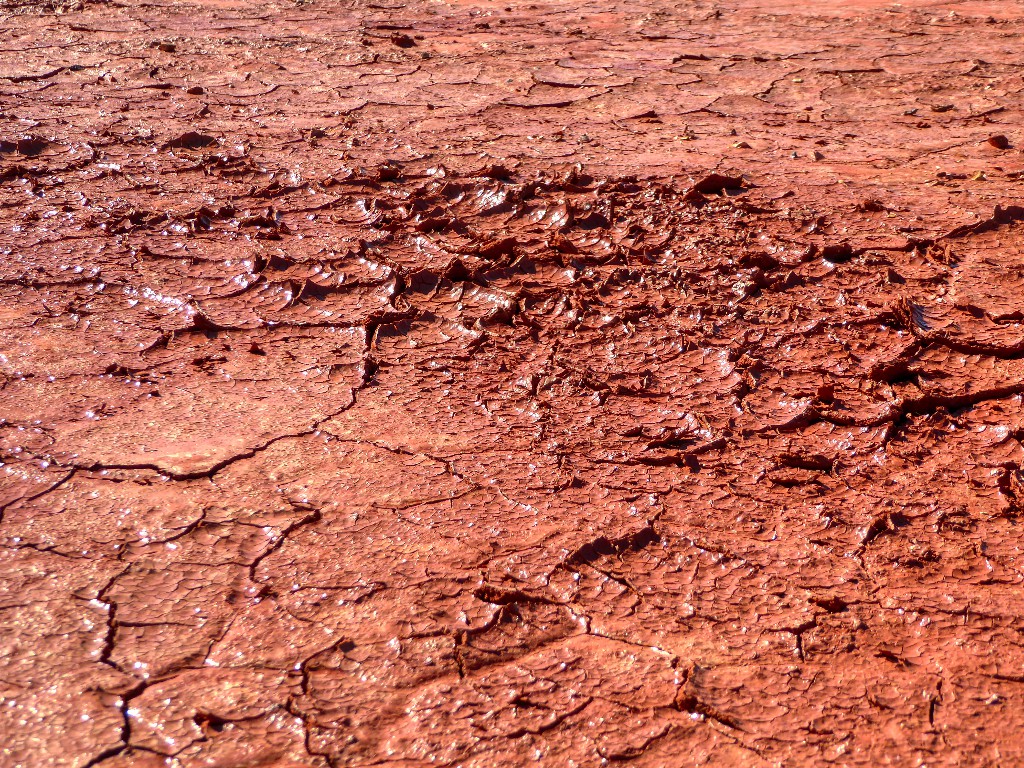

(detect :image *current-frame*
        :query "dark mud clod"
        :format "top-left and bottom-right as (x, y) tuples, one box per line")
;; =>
(162, 131), (219, 150)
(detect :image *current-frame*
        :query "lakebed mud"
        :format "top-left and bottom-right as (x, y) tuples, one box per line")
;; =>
(2, 0), (1024, 765)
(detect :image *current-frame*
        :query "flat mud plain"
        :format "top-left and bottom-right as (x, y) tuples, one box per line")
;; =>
(3, 0), (1024, 765)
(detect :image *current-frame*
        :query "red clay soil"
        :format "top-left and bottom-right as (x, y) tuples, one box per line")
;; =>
(2, 0), (1024, 765)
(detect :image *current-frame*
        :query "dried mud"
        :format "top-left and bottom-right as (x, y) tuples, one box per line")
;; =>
(3, 0), (1024, 765)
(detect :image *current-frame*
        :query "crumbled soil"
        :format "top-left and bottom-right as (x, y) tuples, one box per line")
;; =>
(3, 0), (1024, 765)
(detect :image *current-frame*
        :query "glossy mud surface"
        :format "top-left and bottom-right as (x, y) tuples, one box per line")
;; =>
(3, 0), (1024, 765)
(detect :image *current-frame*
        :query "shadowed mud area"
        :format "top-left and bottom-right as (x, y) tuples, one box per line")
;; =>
(3, 0), (1024, 765)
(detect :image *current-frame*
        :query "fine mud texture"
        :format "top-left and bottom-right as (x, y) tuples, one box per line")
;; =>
(3, 0), (1024, 765)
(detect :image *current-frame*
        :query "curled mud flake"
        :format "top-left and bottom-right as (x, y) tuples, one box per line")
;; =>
(683, 172), (749, 203)
(161, 131), (220, 151)
(0, 136), (50, 155)
(686, 173), (747, 195)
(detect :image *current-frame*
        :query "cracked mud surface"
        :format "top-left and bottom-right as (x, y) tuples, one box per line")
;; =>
(3, 0), (1024, 765)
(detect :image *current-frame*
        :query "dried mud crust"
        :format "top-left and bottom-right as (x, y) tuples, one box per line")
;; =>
(3, 0), (1024, 765)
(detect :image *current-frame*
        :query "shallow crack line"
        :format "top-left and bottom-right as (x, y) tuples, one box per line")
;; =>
(371, 487), (479, 512)
(1, 66), (70, 84)
(132, 508), (208, 549)
(0, 468), (75, 521)
(674, 689), (745, 732)
(576, 560), (645, 602)
(329, 435), (482, 489)
(247, 503), (322, 587)
(82, 565), (146, 767)
(583, 626), (677, 662)
(595, 718), (675, 762)
(66, 396), (360, 481)
(500, 695), (593, 740)
(94, 564), (133, 675)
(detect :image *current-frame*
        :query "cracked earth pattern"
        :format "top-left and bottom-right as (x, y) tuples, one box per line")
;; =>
(3, 0), (1024, 765)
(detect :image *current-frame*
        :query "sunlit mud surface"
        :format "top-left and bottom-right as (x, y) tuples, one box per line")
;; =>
(3, 0), (1024, 765)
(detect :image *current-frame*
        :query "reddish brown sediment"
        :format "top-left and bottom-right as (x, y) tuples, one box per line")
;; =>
(2, 0), (1024, 765)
